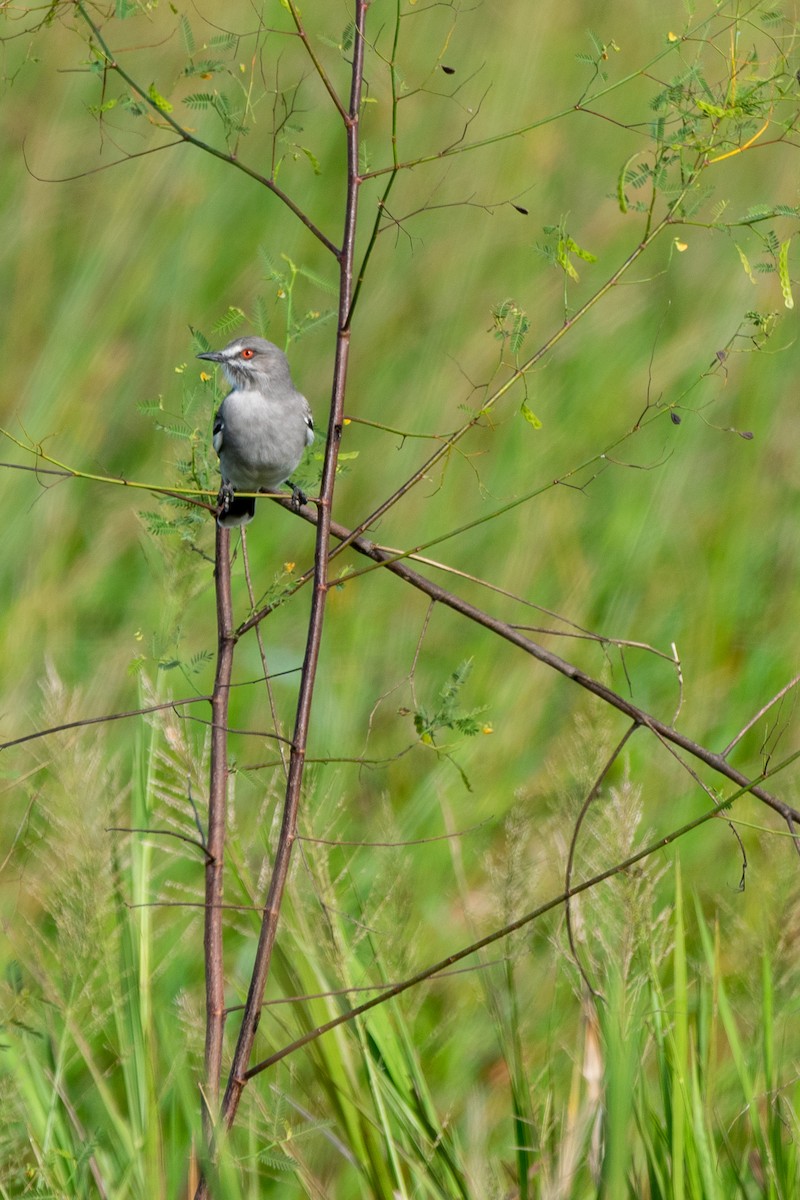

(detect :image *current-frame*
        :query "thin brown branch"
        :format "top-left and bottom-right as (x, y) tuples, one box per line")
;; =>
(287, 503), (800, 836)
(21, 136), (184, 182)
(107, 826), (211, 860)
(241, 532), (288, 776)
(225, 957), (508, 1013)
(564, 721), (640, 1000)
(74, 2), (340, 258)
(284, 0), (349, 121)
(201, 524), (234, 1143)
(299, 819), (490, 846)
(243, 789), (741, 1080)
(0, 696), (211, 752)
(212, 0), (371, 1152)
(721, 673), (800, 759)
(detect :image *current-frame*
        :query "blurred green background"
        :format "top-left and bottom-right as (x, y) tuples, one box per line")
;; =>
(2, 0), (800, 1194)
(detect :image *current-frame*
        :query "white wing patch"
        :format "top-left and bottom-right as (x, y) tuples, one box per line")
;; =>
(303, 399), (315, 446)
(212, 411), (224, 456)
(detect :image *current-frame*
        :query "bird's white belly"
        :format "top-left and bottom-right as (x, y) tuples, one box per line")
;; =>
(219, 390), (300, 490)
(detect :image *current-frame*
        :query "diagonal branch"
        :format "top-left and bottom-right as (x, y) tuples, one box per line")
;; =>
(281, 502), (800, 837)
(74, 2), (340, 258)
(242, 785), (746, 1080)
(284, 0), (349, 121)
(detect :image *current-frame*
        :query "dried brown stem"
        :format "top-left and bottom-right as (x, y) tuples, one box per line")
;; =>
(74, 3), (339, 258)
(564, 721), (640, 1000)
(201, 524), (234, 1141)
(242, 789), (741, 1080)
(284, 502), (800, 837)
(202, 0), (372, 1164)
(0, 695), (211, 752)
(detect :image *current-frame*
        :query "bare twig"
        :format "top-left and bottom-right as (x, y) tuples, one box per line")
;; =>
(241, 532), (288, 776)
(0, 696), (211, 752)
(209, 0), (372, 1158)
(564, 721), (640, 1000)
(242, 787), (745, 1080)
(201, 524), (234, 1140)
(284, 0), (348, 121)
(285, 502), (800, 839)
(721, 673), (800, 759)
(74, 2), (340, 258)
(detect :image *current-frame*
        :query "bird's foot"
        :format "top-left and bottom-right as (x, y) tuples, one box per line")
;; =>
(217, 481), (236, 519)
(288, 481), (308, 511)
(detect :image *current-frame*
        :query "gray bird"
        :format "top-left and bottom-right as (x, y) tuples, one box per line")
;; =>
(196, 335), (314, 527)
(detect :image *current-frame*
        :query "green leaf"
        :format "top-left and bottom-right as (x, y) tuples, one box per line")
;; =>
(184, 93), (214, 110)
(520, 401), (542, 430)
(565, 236), (597, 263)
(735, 244), (756, 284)
(182, 58), (224, 78)
(147, 83), (173, 114)
(300, 145), (321, 175)
(119, 94), (147, 117)
(179, 14), (195, 55)
(212, 306), (247, 335)
(778, 238), (794, 309)
(490, 298), (529, 350)
(696, 98), (733, 119)
(556, 238), (580, 281)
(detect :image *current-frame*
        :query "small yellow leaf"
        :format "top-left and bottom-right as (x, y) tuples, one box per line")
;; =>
(674, 239), (688, 252)
(667, 31), (679, 42)
(779, 238), (794, 310)
(735, 244), (755, 284)
(343, 417), (351, 425)
(482, 724), (494, 735)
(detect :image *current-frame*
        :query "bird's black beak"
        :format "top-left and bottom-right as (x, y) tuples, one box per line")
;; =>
(196, 350), (225, 362)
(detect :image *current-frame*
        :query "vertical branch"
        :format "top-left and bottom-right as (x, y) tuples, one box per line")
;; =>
(215, 0), (370, 1142)
(202, 524), (234, 1136)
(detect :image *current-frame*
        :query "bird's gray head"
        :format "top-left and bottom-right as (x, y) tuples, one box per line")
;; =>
(197, 336), (292, 390)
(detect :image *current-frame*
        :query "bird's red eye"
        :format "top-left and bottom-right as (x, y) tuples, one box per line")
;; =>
(240, 348), (255, 359)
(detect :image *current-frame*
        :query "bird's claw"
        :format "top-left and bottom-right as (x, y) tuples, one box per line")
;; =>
(217, 482), (236, 518)
(289, 482), (307, 511)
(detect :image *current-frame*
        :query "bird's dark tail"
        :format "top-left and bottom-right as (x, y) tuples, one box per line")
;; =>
(217, 492), (256, 527)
